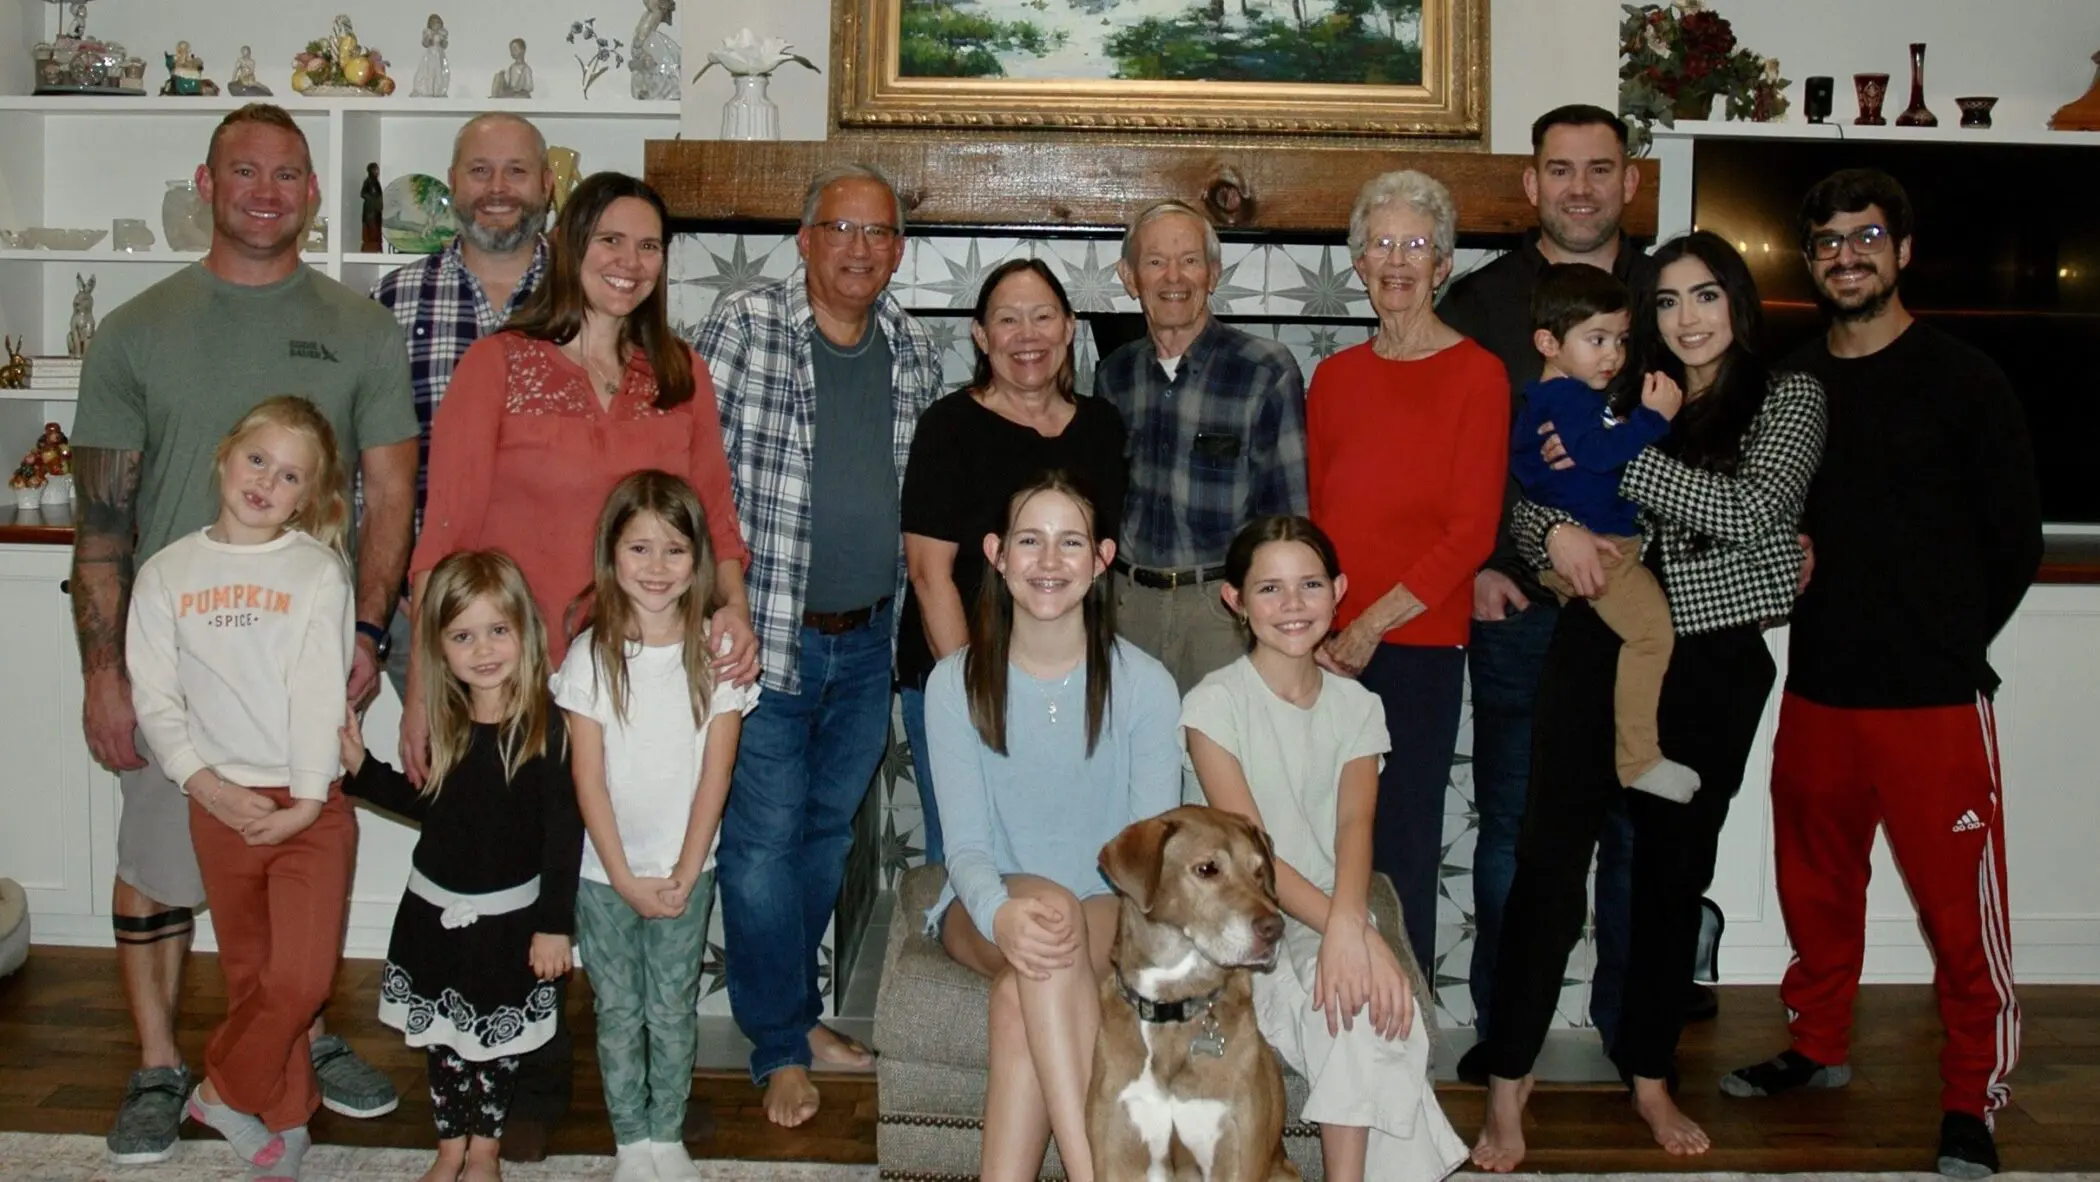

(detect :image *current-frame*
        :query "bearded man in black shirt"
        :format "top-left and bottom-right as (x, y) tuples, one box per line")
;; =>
(1720, 167), (2041, 1181)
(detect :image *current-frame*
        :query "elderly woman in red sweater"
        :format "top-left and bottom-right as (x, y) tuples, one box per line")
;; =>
(1306, 168), (1510, 970)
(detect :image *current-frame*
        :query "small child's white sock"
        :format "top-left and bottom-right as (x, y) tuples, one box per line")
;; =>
(184, 1086), (285, 1166)
(650, 1139), (703, 1182)
(1630, 758), (1702, 804)
(613, 1141), (660, 1182)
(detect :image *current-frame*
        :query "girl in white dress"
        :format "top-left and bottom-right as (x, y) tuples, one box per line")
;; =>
(1181, 515), (1467, 1182)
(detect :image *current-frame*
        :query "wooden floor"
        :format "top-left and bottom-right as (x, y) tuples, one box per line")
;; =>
(2, 947), (2096, 1172)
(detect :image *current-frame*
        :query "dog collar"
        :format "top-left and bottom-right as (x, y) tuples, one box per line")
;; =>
(1115, 971), (1222, 1025)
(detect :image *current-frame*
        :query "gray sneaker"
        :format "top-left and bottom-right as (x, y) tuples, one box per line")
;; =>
(107, 1065), (190, 1164)
(309, 1034), (398, 1118)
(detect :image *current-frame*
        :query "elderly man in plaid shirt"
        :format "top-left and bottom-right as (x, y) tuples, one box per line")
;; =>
(368, 111), (570, 1162)
(1098, 199), (1309, 696)
(693, 162), (944, 1130)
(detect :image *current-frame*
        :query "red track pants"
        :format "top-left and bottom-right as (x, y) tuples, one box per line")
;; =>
(1771, 692), (2019, 1119)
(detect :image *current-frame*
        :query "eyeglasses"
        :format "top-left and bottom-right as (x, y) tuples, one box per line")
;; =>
(1806, 223), (1891, 260)
(812, 218), (901, 247)
(1362, 234), (1434, 264)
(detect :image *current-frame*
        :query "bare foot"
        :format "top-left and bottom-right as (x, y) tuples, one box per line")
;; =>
(808, 1024), (876, 1072)
(1470, 1073), (1534, 1173)
(1631, 1077), (1711, 1156)
(764, 1066), (822, 1128)
(414, 1144), (465, 1182)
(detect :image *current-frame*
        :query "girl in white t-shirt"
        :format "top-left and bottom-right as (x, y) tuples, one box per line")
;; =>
(1181, 515), (1466, 1182)
(555, 470), (757, 1182)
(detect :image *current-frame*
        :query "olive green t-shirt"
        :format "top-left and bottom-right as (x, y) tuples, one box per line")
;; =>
(71, 264), (418, 565)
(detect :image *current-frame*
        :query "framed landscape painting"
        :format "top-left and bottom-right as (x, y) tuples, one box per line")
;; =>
(833, 0), (1485, 138)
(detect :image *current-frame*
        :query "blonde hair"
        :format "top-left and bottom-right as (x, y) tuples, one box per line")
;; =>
(579, 470), (719, 727)
(213, 395), (348, 553)
(415, 550), (557, 796)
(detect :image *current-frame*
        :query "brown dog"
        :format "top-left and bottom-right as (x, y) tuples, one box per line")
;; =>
(1088, 806), (1299, 1182)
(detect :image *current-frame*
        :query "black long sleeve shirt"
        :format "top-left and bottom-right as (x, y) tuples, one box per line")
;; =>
(1784, 321), (2043, 706)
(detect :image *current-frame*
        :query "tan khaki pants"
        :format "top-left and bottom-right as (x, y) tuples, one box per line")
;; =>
(1112, 572), (1246, 697)
(1542, 534), (1673, 787)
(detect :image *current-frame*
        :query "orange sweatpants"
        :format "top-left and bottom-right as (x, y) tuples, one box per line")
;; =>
(188, 786), (356, 1132)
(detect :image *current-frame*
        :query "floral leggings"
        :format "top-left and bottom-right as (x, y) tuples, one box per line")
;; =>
(428, 1046), (521, 1141)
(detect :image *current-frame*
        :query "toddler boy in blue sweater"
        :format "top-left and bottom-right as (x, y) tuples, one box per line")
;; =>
(1511, 264), (1700, 803)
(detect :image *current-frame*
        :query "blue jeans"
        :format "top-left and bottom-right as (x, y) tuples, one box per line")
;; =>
(1468, 601), (1633, 1047)
(718, 604), (896, 1083)
(898, 686), (944, 866)
(1358, 643), (1467, 978)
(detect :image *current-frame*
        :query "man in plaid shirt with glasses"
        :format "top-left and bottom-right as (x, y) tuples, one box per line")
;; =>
(1098, 199), (1309, 697)
(693, 162), (944, 1130)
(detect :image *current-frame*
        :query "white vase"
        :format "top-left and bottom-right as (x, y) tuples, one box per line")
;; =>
(721, 74), (779, 141)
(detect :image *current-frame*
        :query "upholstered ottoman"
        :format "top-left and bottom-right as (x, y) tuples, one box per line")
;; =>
(874, 865), (1431, 1181)
(0, 878), (28, 980)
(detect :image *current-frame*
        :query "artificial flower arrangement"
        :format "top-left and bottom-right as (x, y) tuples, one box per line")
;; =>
(1620, 1), (1786, 148)
(692, 29), (821, 81)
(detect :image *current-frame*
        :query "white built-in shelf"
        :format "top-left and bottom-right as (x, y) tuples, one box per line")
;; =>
(0, 250), (331, 265)
(0, 387), (77, 402)
(1654, 119), (2100, 148)
(342, 252), (417, 266)
(0, 95), (680, 121)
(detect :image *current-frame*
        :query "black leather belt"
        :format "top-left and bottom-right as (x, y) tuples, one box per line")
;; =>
(1114, 559), (1227, 591)
(802, 596), (890, 635)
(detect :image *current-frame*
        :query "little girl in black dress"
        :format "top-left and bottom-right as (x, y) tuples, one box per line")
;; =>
(340, 550), (583, 1182)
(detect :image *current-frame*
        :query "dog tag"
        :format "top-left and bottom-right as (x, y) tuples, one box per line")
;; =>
(1189, 1014), (1226, 1058)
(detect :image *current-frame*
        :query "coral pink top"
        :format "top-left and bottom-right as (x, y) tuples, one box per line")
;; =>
(410, 332), (749, 662)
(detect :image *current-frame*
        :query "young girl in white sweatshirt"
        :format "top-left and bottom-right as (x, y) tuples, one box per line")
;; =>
(127, 395), (358, 1179)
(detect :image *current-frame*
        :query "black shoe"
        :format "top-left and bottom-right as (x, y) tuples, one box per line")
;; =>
(1455, 1040), (1492, 1086)
(1719, 1048), (1853, 1097)
(500, 1119), (549, 1163)
(1686, 981), (1719, 1023)
(1937, 1112), (1999, 1179)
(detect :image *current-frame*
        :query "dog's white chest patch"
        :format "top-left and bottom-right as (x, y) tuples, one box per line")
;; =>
(1118, 1025), (1231, 1181)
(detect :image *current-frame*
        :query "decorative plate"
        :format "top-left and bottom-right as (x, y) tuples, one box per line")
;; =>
(381, 173), (455, 255)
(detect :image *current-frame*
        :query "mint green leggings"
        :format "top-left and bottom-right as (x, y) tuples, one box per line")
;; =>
(575, 875), (714, 1144)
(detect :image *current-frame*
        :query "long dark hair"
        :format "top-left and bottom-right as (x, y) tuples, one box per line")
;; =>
(963, 472), (1116, 757)
(1630, 231), (1770, 476)
(966, 258), (1078, 402)
(576, 470), (720, 728)
(505, 171), (696, 410)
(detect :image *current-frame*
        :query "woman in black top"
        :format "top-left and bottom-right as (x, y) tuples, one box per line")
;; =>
(1472, 233), (1827, 1170)
(899, 259), (1127, 866)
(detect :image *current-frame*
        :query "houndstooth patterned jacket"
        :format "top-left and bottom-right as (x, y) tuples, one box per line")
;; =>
(1513, 369), (1828, 636)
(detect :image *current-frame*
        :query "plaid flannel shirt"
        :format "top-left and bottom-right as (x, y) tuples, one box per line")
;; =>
(1513, 370), (1828, 636)
(693, 275), (943, 695)
(370, 236), (550, 528)
(1095, 317), (1309, 569)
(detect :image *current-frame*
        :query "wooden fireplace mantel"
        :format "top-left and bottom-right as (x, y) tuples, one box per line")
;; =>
(645, 137), (1660, 239)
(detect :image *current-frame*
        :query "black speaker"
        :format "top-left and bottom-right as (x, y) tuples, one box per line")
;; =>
(1805, 76), (1835, 124)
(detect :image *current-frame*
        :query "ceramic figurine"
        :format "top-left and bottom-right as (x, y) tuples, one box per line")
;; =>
(228, 45), (271, 95)
(630, 0), (681, 101)
(489, 37), (534, 98)
(411, 14), (450, 98)
(361, 164), (384, 252)
(0, 338), (26, 390)
(159, 41), (220, 97)
(66, 274), (95, 359)
(292, 15), (396, 97)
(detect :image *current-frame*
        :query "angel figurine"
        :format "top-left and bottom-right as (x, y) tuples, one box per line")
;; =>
(411, 14), (449, 98)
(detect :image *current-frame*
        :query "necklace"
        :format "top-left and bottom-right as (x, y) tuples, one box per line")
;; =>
(1028, 666), (1078, 724)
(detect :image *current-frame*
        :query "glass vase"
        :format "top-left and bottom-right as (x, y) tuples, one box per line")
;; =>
(160, 180), (212, 252)
(720, 74), (779, 142)
(1895, 42), (1938, 127)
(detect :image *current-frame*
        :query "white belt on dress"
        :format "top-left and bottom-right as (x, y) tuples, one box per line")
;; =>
(407, 868), (541, 930)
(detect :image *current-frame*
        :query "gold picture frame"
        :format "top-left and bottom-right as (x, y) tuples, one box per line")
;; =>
(832, 0), (1487, 140)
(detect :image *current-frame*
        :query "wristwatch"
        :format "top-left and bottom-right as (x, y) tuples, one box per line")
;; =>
(355, 620), (392, 661)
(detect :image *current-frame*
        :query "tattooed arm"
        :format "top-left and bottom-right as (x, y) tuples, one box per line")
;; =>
(70, 446), (148, 771)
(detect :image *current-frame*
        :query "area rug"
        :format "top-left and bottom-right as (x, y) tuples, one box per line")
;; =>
(0, 1133), (877, 1182)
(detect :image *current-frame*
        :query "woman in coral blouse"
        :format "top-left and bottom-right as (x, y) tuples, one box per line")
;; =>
(406, 172), (757, 779)
(1305, 169), (1510, 971)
